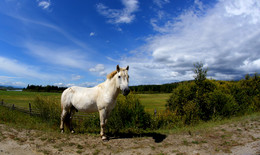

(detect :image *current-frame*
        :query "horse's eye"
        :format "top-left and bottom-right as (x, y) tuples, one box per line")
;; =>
(118, 76), (121, 78)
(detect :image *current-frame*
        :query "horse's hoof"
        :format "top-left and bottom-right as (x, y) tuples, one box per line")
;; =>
(102, 136), (109, 141)
(61, 129), (64, 133)
(71, 130), (75, 134)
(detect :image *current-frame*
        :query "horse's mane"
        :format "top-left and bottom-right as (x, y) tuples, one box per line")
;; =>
(107, 70), (117, 79)
(107, 68), (127, 79)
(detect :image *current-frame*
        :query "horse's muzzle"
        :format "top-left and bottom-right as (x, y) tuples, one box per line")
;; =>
(123, 88), (130, 96)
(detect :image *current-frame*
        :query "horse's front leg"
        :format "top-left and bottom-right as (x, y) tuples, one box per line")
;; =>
(99, 109), (108, 140)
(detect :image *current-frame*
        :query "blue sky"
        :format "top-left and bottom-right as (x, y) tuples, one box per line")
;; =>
(0, 0), (260, 87)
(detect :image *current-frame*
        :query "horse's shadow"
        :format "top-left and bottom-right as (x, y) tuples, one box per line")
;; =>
(107, 132), (167, 143)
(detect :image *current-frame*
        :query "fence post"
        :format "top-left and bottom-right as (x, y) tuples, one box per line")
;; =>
(154, 108), (157, 116)
(29, 103), (32, 115)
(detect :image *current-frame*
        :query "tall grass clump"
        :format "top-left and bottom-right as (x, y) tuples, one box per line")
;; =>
(33, 96), (61, 125)
(107, 93), (151, 132)
(150, 110), (183, 130)
(0, 105), (59, 131)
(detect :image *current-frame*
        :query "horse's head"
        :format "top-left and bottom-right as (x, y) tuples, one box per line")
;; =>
(116, 65), (130, 96)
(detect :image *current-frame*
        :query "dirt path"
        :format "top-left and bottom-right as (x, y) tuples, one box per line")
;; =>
(0, 116), (259, 155)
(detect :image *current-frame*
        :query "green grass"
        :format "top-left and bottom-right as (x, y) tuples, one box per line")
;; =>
(0, 91), (169, 114)
(0, 91), (60, 108)
(0, 105), (59, 131)
(1, 96), (260, 137)
(157, 112), (260, 134)
(137, 93), (171, 113)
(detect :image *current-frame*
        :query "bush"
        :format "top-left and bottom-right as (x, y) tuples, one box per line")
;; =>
(107, 93), (151, 132)
(151, 110), (183, 129)
(209, 90), (238, 118)
(166, 82), (197, 114)
(182, 100), (200, 124)
(33, 96), (61, 125)
(76, 114), (100, 134)
(166, 71), (260, 124)
(166, 82), (200, 124)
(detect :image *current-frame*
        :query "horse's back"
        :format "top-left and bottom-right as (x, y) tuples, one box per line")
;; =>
(61, 86), (99, 112)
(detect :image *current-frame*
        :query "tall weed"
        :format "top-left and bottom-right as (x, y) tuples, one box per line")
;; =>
(107, 93), (151, 132)
(33, 96), (61, 125)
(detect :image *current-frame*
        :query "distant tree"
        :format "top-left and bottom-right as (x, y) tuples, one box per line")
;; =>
(193, 62), (208, 87)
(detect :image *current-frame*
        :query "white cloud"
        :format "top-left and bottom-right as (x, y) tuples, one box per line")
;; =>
(53, 81), (99, 88)
(96, 0), (139, 24)
(121, 0), (260, 85)
(0, 81), (26, 87)
(37, 0), (51, 10)
(0, 76), (26, 87)
(54, 83), (75, 88)
(153, 0), (170, 8)
(0, 56), (54, 80)
(80, 82), (99, 87)
(9, 15), (90, 50)
(89, 64), (107, 76)
(71, 74), (82, 81)
(89, 64), (105, 72)
(25, 42), (90, 70)
(90, 32), (95, 37)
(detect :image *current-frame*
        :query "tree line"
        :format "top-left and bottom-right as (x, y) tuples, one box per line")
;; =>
(23, 85), (67, 93)
(23, 83), (180, 93)
(130, 83), (180, 93)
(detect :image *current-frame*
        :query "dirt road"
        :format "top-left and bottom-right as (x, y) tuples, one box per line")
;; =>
(0, 116), (259, 155)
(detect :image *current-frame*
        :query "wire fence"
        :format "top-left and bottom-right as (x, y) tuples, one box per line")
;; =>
(0, 99), (96, 120)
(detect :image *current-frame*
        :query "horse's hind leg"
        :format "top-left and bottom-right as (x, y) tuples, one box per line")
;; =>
(69, 106), (77, 133)
(60, 108), (68, 133)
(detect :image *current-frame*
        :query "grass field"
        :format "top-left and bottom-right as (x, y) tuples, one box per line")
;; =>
(0, 91), (170, 113)
(137, 93), (171, 113)
(0, 91), (60, 107)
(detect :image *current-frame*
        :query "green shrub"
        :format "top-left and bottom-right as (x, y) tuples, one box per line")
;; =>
(182, 100), (200, 124)
(209, 90), (238, 118)
(151, 110), (183, 129)
(166, 82), (197, 114)
(166, 72), (260, 124)
(76, 113), (100, 134)
(166, 82), (200, 125)
(107, 93), (151, 132)
(33, 96), (61, 125)
(230, 74), (260, 114)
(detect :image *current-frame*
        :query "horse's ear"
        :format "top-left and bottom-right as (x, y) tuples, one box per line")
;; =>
(126, 65), (129, 70)
(116, 65), (120, 72)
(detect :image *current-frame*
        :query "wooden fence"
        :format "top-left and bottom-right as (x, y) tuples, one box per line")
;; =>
(0, 99), (96, 120)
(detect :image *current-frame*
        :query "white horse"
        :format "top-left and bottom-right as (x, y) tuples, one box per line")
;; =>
(60, 65), (130, 140)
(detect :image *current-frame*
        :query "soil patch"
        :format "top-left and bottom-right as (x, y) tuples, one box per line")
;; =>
(0, 116), (259, 155)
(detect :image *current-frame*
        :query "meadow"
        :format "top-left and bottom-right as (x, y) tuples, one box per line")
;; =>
(0, 65), (259, 154)
(0, 91), (60, 107)
(0, 70), (259, 133)
(0, 91), (169, 114)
